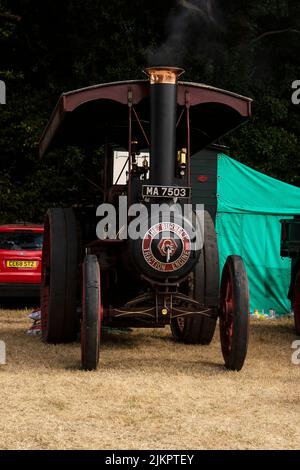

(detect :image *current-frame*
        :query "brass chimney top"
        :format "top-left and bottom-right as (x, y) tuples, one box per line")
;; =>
(144, 66), (185, 85)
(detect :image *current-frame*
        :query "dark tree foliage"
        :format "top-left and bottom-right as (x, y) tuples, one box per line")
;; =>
(0, 0), (299, 223)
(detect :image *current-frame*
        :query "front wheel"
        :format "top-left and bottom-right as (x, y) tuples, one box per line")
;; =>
(219, 255), (250, 371)
(81, 254), (102, 371)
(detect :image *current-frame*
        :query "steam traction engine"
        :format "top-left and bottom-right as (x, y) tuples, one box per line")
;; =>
(39, 67), (252, 371)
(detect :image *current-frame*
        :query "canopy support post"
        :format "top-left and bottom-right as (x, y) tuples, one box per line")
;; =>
(128, 88), (133, 207)
(186, 91), (191, 188)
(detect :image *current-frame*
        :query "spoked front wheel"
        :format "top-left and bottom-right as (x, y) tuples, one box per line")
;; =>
(219, 255), (250, 371)
(81, 254), (102, 371)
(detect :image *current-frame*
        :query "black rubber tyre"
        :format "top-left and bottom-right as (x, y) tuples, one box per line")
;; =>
(41, 208), (79, 343)
(219, 255), (250, 371)
(81, 254), (101, 371)
(171, 210), (219, 344)
(292, 269), (300, 335)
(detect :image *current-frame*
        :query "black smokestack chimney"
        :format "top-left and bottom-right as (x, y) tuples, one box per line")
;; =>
(144, 66), (184, 186)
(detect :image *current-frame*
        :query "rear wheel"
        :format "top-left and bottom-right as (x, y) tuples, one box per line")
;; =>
(41, 208), (79, 343)
(171, 211), (219, 344)
(292, 269), (300, 335)
(219, 255), (250, 371)
(81, 254), (101, 371)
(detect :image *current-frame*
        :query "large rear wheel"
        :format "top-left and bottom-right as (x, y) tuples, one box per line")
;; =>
(81, 254), (101, 371)
(219, 255), (250, 371)
(171, 210), (219, 344)
(41, 208), (79, 343)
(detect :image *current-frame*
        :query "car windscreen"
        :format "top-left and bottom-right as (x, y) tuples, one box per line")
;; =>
(0, 231), (43, 251)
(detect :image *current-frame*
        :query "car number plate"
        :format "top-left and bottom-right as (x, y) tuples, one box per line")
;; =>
(6, 260), (38, 268)
(142, 185), (191, 199)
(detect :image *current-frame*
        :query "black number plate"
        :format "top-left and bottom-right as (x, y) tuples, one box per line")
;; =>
(142, 185), (191, 199)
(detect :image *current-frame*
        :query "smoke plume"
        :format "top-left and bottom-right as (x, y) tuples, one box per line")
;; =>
(147, 0), (222, 67)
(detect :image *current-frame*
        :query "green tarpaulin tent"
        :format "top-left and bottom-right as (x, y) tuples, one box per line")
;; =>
(192, 151), (300, 315)
(217, 154), (300, 315)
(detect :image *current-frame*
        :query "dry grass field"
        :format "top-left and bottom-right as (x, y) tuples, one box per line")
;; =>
(0, 306), (300, 450)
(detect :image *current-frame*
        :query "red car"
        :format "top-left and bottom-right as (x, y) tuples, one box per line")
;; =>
(0, 224), (43, 297)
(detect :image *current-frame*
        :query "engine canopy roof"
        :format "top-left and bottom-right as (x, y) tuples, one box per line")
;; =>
(39, 80), (252, 158)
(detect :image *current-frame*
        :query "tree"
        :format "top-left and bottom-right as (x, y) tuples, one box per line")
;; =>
(0, 0), (299, 223)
